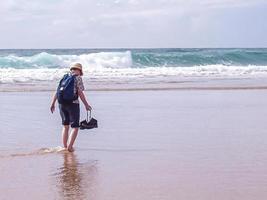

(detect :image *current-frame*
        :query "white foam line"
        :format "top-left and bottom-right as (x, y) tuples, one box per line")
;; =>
(0, 146), (69, 158)
(1, 65), (267, 84)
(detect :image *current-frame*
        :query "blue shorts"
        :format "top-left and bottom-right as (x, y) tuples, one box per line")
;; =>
(59, 103), (80, 128)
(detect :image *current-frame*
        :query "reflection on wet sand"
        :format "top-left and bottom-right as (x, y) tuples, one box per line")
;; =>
(54, 152), (98, 200)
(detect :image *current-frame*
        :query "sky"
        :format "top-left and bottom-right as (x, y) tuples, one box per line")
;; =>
(0, 0), (267, 48)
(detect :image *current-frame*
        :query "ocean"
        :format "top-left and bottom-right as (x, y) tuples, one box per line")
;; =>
(1, 48), (267, 86)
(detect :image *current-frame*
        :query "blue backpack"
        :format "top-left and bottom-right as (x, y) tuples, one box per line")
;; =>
(57, 74), (78, 104)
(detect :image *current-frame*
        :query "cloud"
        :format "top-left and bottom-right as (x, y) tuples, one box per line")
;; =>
(201, 0), (267, 8)
(0, 0), (266, 48)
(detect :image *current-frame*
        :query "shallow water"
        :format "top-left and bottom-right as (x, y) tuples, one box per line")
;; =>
(1, 90), (267, 199)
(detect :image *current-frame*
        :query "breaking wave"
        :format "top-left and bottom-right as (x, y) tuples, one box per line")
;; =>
(0, 51), (132, 69)
(1, 48), (267, 84)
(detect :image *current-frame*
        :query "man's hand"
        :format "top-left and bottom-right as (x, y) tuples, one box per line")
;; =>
(85, 104), (92, 111)
(50, 103), (55, 113)
(50, 92), (57, 114)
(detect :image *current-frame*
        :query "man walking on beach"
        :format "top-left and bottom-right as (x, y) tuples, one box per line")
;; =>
(50, 63), (92, 152)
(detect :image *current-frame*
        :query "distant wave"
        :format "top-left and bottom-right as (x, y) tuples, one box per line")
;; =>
(1, 49), (267, 70)
(132, 48), (267, 67)
(0, 51), (132, 69)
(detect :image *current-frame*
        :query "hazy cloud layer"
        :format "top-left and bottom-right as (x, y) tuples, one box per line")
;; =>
(0, 0), (266, 48)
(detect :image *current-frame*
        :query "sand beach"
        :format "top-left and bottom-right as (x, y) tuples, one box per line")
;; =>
(1, 89), (267, 200)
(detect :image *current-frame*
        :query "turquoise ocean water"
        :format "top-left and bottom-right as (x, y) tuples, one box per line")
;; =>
(1, 48), (267, 84)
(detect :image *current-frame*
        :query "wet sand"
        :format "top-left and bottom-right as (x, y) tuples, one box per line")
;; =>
(1, 90), (267, 200)
(2, 76), (267, 92)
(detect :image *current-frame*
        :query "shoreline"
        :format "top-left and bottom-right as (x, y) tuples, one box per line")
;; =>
(2, 86), (267, 92)
(1, 77), (267, 92)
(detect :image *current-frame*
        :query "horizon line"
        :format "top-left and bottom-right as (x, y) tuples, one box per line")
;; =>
(0, 47), (267, 50)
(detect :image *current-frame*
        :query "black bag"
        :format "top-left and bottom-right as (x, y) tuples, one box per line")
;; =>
(80, 110), (98, 130)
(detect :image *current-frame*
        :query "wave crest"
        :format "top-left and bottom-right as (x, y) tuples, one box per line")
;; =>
(0, 51), (133, 69)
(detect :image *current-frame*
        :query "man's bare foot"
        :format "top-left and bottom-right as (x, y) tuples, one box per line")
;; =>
(67, 146), (75, 152)
(59, 146), (68, 152)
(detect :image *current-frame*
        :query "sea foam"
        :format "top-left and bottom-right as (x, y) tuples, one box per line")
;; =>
(1, 64), (267, 84)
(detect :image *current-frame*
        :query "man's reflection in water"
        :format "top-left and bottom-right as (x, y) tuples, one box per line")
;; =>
(56, 152), (98, 200)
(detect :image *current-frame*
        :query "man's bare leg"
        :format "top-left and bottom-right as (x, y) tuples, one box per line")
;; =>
(67, 128), (79, 152)
(62, 125), (70, 148)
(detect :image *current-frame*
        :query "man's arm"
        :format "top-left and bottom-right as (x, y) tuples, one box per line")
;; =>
(50, 91), (57, 113)
(78, 90), (92, 111)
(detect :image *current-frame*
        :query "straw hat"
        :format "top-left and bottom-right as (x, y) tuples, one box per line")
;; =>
(70, 63), (83, 76)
